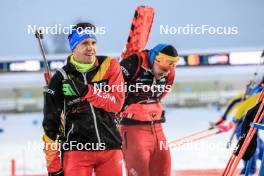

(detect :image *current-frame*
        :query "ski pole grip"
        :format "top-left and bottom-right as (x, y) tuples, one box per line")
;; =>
(44, 71), (52, 84)
(35, 30), (43, 39)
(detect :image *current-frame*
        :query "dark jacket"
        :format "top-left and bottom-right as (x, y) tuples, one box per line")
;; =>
(43, 56), (125, 151)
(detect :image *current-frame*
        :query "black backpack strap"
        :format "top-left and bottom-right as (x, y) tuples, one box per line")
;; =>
(132, 52), (143, 80)
(56, 68), (68, 80)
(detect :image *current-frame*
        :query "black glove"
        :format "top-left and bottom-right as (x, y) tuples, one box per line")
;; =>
(209, 117), (225, 127)
(62, 78), (88, 97)
(48, 169), (64, 176)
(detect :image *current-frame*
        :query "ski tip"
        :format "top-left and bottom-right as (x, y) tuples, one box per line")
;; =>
(137, 5), (154, 9)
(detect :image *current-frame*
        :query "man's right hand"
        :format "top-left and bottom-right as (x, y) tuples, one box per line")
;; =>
(216, 121), (235, 132)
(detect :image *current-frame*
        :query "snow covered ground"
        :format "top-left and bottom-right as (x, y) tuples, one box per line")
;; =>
(0, 107), (262, 175)
(164, 107), (235, 170)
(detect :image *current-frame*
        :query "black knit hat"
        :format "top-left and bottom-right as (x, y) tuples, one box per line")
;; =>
(160, 45), (178, 57)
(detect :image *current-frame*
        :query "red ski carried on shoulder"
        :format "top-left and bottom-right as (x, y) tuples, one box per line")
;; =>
(121, 6), (154, 59)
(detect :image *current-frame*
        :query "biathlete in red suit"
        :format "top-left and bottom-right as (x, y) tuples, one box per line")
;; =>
(42, 22), (125, 176)
(119, 44), (179, 176)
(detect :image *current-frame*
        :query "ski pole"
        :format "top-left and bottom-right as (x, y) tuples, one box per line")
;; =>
(226, 127), (236, 149)
(244, 51), (264, 91)
(35, 30), (51, 85)
(224, 112), (263, 176)
(170, 130), (222, 148)
(252, 51), (264, 79)
(35, 30), (65, 131)
(169, 127), (215, 144)
(169, 128), (221, 146)
(222, 154), (235, 176)
(226, 120), (242, 149)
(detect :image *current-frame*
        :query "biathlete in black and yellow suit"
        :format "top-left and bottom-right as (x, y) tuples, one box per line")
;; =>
(211, 83), (264, 175)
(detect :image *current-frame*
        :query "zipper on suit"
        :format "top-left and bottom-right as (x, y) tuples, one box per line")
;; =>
(66, 124), (74, 143)
(82, 71), (101, 144)
(82, 72), (88, 85)
(89, 103), (101, 144)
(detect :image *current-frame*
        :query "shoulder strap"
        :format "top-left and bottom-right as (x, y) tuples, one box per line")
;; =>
(132, 52), (144, 79)
(56, 68), (68, 80)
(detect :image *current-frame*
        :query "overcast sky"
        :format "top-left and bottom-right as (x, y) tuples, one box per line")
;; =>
(0, 0), (263, 59)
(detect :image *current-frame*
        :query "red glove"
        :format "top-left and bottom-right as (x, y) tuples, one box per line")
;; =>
(217, 121), (235, 132)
